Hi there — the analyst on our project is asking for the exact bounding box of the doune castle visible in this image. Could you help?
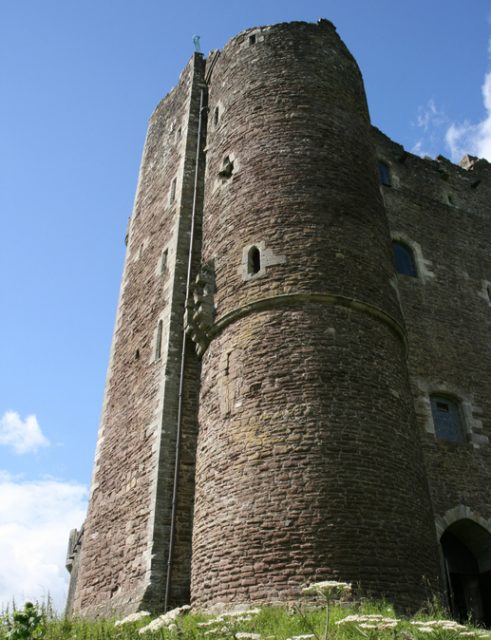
[66,19,491,624]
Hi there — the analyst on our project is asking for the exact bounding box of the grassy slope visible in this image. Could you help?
[4,600,490,640]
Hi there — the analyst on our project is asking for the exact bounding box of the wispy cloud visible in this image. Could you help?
[412,36,491,163]
[416,99,448,132]
[445,70,491,162]
[0,411,50,454]
[411,99,450,158]
[0,472,87,611]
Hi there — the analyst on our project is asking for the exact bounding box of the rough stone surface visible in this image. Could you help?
[69,54,206,617]
[67,19,491,619]
[374,128,491,528]
[193,21,439,611]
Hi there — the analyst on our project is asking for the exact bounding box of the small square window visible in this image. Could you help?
[392,241,417,277]
[378,160,391,187]
[430,395,465,443]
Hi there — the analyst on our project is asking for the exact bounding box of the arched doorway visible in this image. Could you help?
[441,519,491,626]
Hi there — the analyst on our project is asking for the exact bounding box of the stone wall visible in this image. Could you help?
[70,19,491,619]
[191,21,440,612]
[374,129,491,540]
[69,53,206,617]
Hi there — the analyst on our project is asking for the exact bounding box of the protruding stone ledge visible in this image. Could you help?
[202,291,406,354]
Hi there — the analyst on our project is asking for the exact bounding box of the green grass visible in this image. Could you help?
[1,600,490,640]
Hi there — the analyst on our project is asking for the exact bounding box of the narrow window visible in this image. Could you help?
[214,106,219,127]
[392,241,417,277]
[170,178,177,204]
[487,284,491,303]
[378,160,391,187]
[218,156,234,179]
[430,395,465,443]
[249,34,256,45]
[248,246,261,275]
[160,249,168,274]
[155,320,163,361]
[447,193,455,206]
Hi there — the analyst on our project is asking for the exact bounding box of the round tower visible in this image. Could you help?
[191,20,440,610]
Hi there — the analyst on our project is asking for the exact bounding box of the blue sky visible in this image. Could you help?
[1,0,490,611]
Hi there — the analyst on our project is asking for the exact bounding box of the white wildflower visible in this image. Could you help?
[168,623,178,634]
[138,605,191,634]
[337,615,366,625]
[204,627,229,636]
[287,636,315,640]
[302,580,352,598]
[417,627,436,633]
[235,633,261,640]
[222,609,261,618]
[411,620,467,633]
[198,620,222,628]
[412,620,466,630]
[235,617,254,622]
[115,611,150,626]
[336,614,398,627]
[358,623,378,629]
[380,622,398,629]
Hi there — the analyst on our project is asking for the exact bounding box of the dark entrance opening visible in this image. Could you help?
[441,519,491,627]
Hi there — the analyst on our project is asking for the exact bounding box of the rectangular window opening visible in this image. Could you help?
[160,249,168,274]
[170,178,177,204]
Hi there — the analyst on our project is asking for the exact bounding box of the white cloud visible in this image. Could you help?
[416,99,448,132]
[411,139,431,158]
[445,72,491,162]
[411,99,450,158]
[0,472,87,611]
[412,34,491,163]
[0,411,50,454]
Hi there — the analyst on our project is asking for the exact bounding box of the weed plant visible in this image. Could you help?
[1,592,490,640]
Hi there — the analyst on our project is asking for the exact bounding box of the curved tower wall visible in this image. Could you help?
[192,21,440,609]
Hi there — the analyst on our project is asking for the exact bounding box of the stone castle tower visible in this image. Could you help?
[66,20,491,623]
